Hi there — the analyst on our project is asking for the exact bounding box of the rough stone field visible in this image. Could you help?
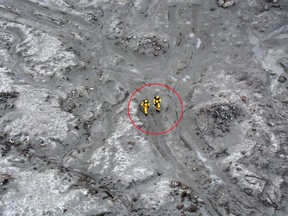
[0,0,288,215]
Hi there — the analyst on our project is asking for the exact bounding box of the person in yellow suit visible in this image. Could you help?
[153,96,161,112]
[141,99,150,116]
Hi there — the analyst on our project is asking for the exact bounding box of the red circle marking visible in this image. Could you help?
[127,83,184,135]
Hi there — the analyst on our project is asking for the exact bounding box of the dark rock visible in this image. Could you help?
[181,191,187,202]
[278,76,287,83]
[241,96,247,103]
[0,91,18,102]
[218,0,234,8]
[219,197,230,208]
[278,58,288,73]
[282,97,288,104]
[244,188,253,196]
[89,189,98,195]
[86,9,103,25]
[197,103,241,133]
[271,3,280,7]
[231,177,239,184]
[187,204,198,212]
[153,49,159,56]
[170,180,182,187]
[114,35,168,56]
[176,204,184,210]
[0,174,13,186]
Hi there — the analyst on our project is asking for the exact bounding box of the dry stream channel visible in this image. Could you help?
[0,0,288,215]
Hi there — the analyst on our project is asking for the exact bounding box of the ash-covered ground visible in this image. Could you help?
[0,0,288,215]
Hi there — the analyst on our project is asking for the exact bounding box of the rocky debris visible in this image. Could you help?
[114,35,169,56]
[153,49,159,56]
[171,180,182,188]
[1,142,37,164]
[267,0,280,6]
[0,91,18,102]
[278,58,288,73]
[86,9,104,26]
[267,121,275,127]
[217,0,234,8]
[170,180,193,198]
[170,180,201,214]
[207,104,240,124]
[282,97,288,104]
[241,96,247,103]
[209,104,240,124]
[234,68,268,93]
[176,204,184,210]
[194,196,205,205]
[0,133,24,157]
[197,103,241,133]
[0,92,18,114]
[264,5,270,11]
[278,76,287,83]
[181,190,190,202]
[0,134,11,157]
[213,147,229,158]
[0,173,13,186]
[244,187,253,196]
[0,0,288,215]
[187,204,198,212]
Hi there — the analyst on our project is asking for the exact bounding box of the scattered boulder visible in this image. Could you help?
[241,96,247,103]
[0,174,13,186]
[86,9,103,26]
[244,188,253,196]
[0,91,18,102]
[197,103,241,133]
[218,0,234,8]
[187,204,198,212]
[278,76,287,83]
[176,204,184,210]
[114,35,169,56]
[263,0,279,5]
[282,97,288,104]
[171,180,182,188]
[278,58,288,73]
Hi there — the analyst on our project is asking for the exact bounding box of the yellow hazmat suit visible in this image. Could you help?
[141,99,150,116]
[153,96,161,112]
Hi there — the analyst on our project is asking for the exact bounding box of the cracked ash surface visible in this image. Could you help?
[0,0,288,215]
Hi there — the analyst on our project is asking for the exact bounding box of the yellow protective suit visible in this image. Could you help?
[141,99,150,116]
[153,96,161,112]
